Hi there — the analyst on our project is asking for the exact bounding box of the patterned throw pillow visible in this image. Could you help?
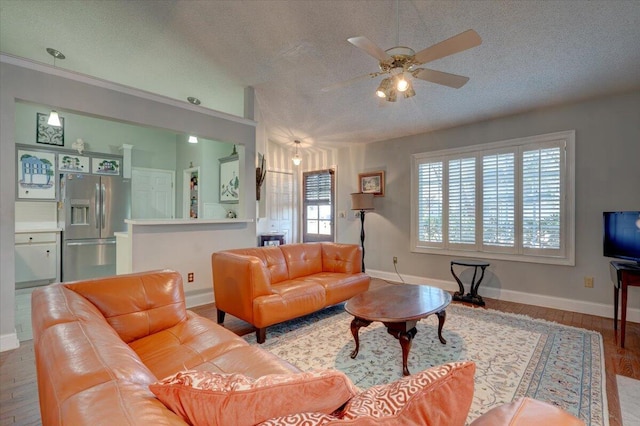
[149,369,358,426]
[257,362,476,426]
[339,361,475,424]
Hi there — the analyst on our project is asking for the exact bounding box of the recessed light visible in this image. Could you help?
[187,97,201,105]
[46,48,65,60]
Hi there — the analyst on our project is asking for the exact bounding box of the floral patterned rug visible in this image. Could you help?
[244,302,607,425]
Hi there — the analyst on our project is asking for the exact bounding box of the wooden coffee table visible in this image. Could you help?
[344,284,452,376]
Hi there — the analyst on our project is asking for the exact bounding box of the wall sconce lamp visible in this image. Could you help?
[350,192,375,272]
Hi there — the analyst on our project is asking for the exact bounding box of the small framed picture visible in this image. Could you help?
[36,112,65,146]
[358,171,385,197]
[59,154,89,173]
[92,157,121,175]
[219,155,240,204]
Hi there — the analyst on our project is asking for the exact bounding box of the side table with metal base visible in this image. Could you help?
[451,259,490,306]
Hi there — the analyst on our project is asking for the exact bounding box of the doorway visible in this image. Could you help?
[131,168,175,219]
[302,169,335,243]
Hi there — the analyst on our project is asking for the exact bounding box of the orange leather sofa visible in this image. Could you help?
[212,242,370,343]
[32,270,299,425]
[31,269,583,425]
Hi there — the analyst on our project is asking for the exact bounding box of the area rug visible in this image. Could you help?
[244,303,608,425]
[617,375,640,426]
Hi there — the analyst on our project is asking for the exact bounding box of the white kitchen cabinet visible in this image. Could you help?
[15,231,60,284]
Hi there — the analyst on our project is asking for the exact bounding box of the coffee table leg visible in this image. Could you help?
[399,328,418,376]
[350,317,372,359]
[436,310,447,344]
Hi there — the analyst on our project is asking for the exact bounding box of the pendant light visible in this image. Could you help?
[292,140,301,166]
[46,48,65,127]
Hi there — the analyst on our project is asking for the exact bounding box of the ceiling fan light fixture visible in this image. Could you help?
[396,72,411,92]
[47,110,61,127]
[403,83,416,99]
[375,78,392,98]
[386,89,397,102]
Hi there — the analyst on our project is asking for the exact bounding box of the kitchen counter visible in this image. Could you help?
[125,218,253,226]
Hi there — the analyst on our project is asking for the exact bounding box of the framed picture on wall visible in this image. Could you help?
[58,154,89,173]
[16,147,57,200]
[92,157,121,175]
[358,170,385,197]
[36,112,65,146]
[219,155,240,204]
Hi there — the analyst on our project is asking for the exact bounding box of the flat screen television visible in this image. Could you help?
[603,211,640,264]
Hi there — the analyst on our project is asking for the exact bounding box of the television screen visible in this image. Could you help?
[603,211,640,263]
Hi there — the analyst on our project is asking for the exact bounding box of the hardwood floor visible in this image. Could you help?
[1,278,638,426]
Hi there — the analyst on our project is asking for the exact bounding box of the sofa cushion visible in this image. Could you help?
[149,369,358,426]
[321,243,362,274]
[226,246,290,284]
[281,243,323,279]
[65,270,187,343]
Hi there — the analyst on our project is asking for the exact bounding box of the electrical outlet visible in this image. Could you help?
[584,276,594,288]
[188,272,194,283]
[393,256,398,265]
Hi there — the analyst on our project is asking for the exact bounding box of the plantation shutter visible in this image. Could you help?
[304,172,331,202]
[522,146,562,250]
[482,152,515,249]
[417,161,443,244]
[448,157,476,245]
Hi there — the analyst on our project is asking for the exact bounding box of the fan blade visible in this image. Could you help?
[413,29,481,65]
[347,36,392,62]
[320,72,383,92]
[413,68,470,89]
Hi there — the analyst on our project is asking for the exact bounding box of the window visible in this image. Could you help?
[411,131,575,265]
[303,169,335,242]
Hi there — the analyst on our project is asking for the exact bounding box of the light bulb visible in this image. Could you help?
[292,155,301,166]
[47,111,61,127]
[396,77,409,92]
[376,89,386,98]
[188,135,198,143]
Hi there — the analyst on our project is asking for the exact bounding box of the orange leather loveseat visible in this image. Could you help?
[212,242,370,343]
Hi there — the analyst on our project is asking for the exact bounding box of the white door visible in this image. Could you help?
[131,168,175,219]
[267,170,295,243]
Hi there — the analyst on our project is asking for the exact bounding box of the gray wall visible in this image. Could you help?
[0,60,256,348]
[336,90,640,311]
[15,102,179,170]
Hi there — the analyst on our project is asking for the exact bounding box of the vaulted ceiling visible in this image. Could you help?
[1,1,639,149]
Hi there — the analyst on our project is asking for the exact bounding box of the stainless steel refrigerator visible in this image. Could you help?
[59,173,130,281]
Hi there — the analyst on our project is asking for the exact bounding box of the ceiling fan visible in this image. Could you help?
[326,29,482,102]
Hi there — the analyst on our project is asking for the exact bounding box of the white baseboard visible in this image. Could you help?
[367,269,640,324]
[0,331,20,353]
[185,289,214,309]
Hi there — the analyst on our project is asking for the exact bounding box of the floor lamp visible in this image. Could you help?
[351,192,375,272]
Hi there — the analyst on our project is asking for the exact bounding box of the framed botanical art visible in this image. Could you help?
[36,112,65,146]
[358,170,385,197]
[219,155,240,204]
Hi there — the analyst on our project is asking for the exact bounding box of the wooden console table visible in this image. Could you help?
[610,261,640,348]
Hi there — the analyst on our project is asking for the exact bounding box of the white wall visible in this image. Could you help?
[335,90,640,317]
[0,59,256,351]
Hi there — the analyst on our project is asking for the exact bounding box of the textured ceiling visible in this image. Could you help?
[1,0,639,149]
